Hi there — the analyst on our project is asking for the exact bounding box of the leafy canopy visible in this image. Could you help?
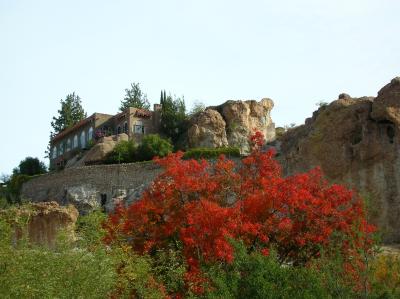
[105,140,136,164]
[13,157,47,176]
[120,82,150,111]
[136,134,173,161]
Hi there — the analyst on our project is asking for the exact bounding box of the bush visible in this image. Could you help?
[183,147,240,159]
[0,207,165,298]
[5,174,31,204]
[0,211,116,298]
[103,131,375,296]
[205,240,331,299]
[104,139,136,164]
[136,134,173,161]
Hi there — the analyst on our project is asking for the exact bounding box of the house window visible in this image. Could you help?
[52,147,57,159]
[133,120,144,134]
[80,131,86,148]
[59,143,64,156]
[66,138,71,152]
[88,127,94,140]
[73,135,78,148]
[124,122,128,134]
[117,126,121,134]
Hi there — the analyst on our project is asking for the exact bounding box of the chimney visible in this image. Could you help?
[153,103,162,112]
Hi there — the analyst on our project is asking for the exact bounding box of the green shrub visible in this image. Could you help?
[0,217,115,298]
[152,246,187,295]
[204,240,331,299]
[5,174,31,204]
[0,207,165,299]
[183,147,240,159]
[105,139,136,164]
[136,134,173,161]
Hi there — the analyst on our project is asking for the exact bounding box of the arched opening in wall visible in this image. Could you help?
[59,142,64,156]
[88,127,94,140]
[80,131,86,148]
[117,126,121,134]
[100,194,107,212]
[73,135,78,148]
[124,122,128,134]
[66,138,71,152]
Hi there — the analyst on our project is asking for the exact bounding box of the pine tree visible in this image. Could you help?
[50,92,87,135]
[46,92,87,158]
[120,82,150,111]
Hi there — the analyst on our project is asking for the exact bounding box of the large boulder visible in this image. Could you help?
[188,109,228,148]
[371,77,400,123]
[79,133,129,165]
[277,77,400,243]
[188,98,275,153]
[221,98,275,153]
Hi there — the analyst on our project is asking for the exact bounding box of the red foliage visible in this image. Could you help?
[103,131,375,295]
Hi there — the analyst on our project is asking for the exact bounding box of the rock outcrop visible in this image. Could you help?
[188,109,228,148]
[66,133,129,167]
[188,98,275,153]
[277,77,400,243]
[65,184,100,214]
[2,202,78,247]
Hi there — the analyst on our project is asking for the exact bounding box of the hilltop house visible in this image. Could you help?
[50,104,162,168]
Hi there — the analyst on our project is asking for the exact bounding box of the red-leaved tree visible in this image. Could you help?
[103,131,375,295]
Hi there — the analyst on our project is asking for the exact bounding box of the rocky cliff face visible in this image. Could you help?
[277,77,400,243]
[188,98,275,153]
[2,202,78,247]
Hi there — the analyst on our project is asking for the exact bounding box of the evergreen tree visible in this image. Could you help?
[120,82,150,111]
[50,92,87,135]
[46,92,86,158]
[159,90,187,145]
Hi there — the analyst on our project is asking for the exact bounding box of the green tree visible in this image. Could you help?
[47,93,87,158]
[13,157,47,176]
[189,100,206,116]
[105,140,136,164]
[136,134,173,161]
[51,92,87,135]
[159,90,187,145]
[120,82,150,111]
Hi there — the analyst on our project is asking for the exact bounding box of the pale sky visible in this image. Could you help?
[0,0,399,175]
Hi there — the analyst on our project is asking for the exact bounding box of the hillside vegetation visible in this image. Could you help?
[1,132,400,298]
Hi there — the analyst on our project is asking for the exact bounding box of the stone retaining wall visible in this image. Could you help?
[21,162,162,214]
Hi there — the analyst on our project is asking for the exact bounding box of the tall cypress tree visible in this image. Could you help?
[159,90,187,145]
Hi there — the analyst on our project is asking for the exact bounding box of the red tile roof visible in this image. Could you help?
[51,115,94,144]
[135,109,152,117]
